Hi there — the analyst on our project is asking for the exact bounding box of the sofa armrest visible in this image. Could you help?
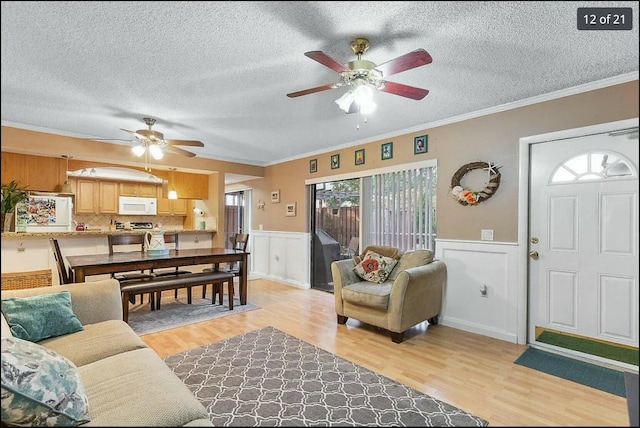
[0,279,123,325]
[331,259,361,315]
[387,260,446,332]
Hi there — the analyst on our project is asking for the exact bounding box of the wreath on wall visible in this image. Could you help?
[450,161,501,206]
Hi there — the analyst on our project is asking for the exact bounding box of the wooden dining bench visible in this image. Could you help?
[119,271,235,323]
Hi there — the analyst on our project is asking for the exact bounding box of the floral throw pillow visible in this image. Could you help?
[353,251,398,284]
[1,336,91,426]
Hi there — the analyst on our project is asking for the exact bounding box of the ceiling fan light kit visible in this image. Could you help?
[288,37,432,116]
[168,167,178,200]
[121,117,205,162]
[335,82,377,114]
[60,154,74,194]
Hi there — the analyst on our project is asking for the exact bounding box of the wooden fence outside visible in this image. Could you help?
[315,206,360,249]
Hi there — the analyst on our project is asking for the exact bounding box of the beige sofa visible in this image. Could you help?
[332,247,446,343]
[1,279,213,427]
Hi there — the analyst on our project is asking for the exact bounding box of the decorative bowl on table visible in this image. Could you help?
[146,248,170,257]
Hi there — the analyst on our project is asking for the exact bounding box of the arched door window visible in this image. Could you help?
[550,151,636,184]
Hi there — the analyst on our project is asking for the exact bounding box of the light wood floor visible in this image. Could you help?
[141,279,630,427]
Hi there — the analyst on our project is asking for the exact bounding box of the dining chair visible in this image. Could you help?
[341,236,360,259]
[107,233,156,305]
[202,233,249,301]
[49,238,74,284]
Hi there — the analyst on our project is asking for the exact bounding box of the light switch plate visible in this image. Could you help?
[481,229,494,241]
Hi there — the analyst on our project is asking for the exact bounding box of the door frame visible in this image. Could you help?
[517,117,639,346]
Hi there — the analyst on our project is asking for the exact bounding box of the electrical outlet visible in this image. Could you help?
[481,229,494,241]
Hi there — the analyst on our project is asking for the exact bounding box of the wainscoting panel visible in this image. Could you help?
[435,239,519,343]
[250,231,310,289]
[251,233,271,277]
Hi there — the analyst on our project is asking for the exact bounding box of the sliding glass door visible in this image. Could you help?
[308,161,437,292]
[310,179,360,292]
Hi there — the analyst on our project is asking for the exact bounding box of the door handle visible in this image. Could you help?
[529,251,539,260]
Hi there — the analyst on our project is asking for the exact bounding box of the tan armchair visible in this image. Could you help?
[331,246,446,343]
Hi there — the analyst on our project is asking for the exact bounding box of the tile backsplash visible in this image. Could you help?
[73,214,185,230]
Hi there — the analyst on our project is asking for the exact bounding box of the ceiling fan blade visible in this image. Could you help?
[378,81,429,100]
[376,49,433,77]
[287,82,344,98]
[91,138,137,142]
[165,139,204,147]
[162,145,197,157]
[120,128,145,140]
[304,51,350,73]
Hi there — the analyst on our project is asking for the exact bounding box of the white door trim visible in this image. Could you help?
[517,117,639,345]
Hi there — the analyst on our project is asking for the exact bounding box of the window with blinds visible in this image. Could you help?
[362,165,437,252]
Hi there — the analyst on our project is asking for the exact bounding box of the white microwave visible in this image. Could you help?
[118,196,157,216]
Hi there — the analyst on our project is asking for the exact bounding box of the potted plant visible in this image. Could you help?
[1,180,29,232]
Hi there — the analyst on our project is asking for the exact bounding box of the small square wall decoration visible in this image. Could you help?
[355,149,365,165]
[331,154,340,169]
[414,135,428,154]
[381,142,393,160]
[286,202,296,217]
[309,159,318,173]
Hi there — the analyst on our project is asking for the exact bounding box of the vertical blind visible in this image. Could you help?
[363,166,437,252]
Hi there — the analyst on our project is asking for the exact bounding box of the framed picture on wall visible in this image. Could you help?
[381,142,393,160]
[309,159,318,173]
[331,154,340,169]
[270,190,280,203]
[355,149,365,165]
[286,202,296,217]
[414,135,428,154]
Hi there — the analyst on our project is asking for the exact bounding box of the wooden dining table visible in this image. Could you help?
[66,248,250,305]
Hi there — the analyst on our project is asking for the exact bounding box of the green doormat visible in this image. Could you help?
[537,331,639,366]
[515,347,626,397]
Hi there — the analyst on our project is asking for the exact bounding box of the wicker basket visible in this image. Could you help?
[1,269,53,290]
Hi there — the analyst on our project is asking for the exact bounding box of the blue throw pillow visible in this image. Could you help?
[1,336,91,426]
[1,291,83,342]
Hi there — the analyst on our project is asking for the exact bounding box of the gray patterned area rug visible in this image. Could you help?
[164,326,488,426]
[128,296,261,336]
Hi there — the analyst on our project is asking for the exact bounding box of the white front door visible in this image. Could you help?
[528,127,639,355]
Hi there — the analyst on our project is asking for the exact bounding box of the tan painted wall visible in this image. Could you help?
[253,81,639,241]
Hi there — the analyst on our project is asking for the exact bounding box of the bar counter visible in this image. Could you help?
[1,229,217,239]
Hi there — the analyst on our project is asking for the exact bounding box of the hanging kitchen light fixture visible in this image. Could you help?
[60,155,74,194]
[168,167,178,200]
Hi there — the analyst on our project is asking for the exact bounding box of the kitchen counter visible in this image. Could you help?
[2,228,217,285]
[1,229,217,239]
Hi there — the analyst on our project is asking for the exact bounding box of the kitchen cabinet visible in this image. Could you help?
[172,198,188,215]
[1,152,62,192]
[74,179,119,214]
[2,152,209,199]
[157,170,208,200]
[119,182,158,197]
[99,182,119,214]
[74,180,97,214]
[157,187,188,216]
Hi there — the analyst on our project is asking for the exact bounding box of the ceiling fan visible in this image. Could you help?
[286,37,432,113]
[120,117,204,159]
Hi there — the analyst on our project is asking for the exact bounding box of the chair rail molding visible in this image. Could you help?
[435,238,519,344]
[250,230,310,289]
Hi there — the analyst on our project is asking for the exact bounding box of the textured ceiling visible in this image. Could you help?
[1,1,638,167]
